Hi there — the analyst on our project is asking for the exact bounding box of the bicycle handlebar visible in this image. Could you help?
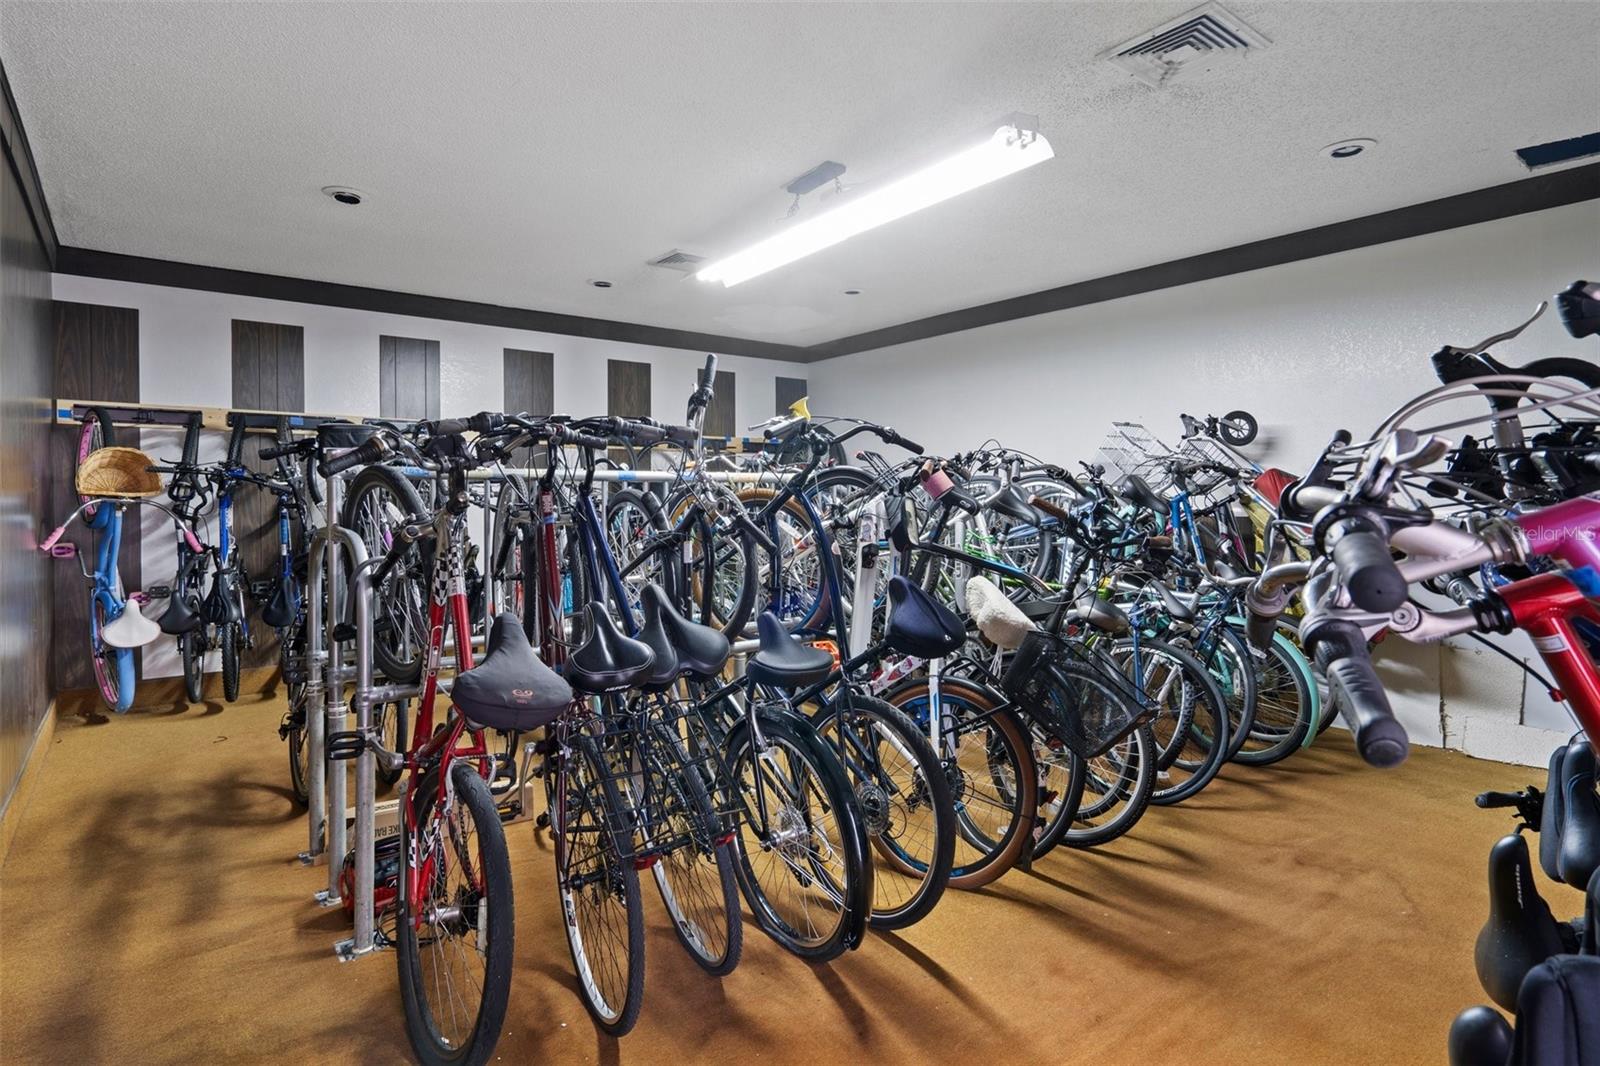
[320,435,391,477]
[1302,615,1409,768]
[1323,516,1407,613]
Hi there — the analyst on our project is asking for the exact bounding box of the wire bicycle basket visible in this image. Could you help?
[999,629,1154,759]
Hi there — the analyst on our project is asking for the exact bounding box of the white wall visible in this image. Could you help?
[809,200,1600,765]
[50,273,808,679]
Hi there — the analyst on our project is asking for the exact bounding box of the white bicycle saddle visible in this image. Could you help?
[965,576,1037,651]
[102,601,162,649]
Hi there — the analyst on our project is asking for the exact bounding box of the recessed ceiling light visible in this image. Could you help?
[590,279,613,289]
[1322,138,1376,160]
[321,185,365,205]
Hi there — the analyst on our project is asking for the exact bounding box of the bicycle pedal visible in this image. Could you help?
[326,730,366,761]
[535,811,551,830]
[145,584,172,599]
[331,622,357,643]
[497,801,523,823]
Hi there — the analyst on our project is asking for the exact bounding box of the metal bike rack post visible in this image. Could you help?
[337,559,381,960]
[301,530,330,865]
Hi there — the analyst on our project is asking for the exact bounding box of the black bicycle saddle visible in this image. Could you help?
[260,577,296,629]
[1146,578,1200,623]
[1557,280,1600,339]
[450,613,572,731]
[201,571,244,626]
[566,602,656,694]
[746,611,834,690]
[1541,736,1600,889]
[1476,832,1571,1011]
[1116,474,1169,516]
[986,483,1044,526]
[885,575,966,658]
[637,583,730,686]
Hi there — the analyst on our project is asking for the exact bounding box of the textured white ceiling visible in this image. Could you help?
[4,1,1597,349]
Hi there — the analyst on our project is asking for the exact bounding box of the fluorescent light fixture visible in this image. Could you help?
[696,115,1053,287]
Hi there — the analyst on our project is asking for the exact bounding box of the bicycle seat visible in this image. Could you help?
[746,611,834,690]
[1070,592,1130,636]
[1116,474,1169,516]
[637,583,730,685]
[450,613,571,731]
[1541,736,1600,888]
[566,602,656,694]
[966,575,1037,651]
[1475,832,1570,1011]
[986,483,1043,526]
[885,575,966,658]
[102,602,162,649]
[1147,579,1200,623]
[260,577,297,629]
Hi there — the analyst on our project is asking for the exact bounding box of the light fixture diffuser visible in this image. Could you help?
[697,116,1053,287]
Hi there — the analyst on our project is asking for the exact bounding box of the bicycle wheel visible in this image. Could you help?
[488,475,530,620]
[76,406,117,521]
[1206,627,1258,763]
[605,488,680,619]
[552,734,645,1036]
[1117,637,1230,806]
[724,712,867,960]
[220,622,241,701]
[90,595,135,713]
[342,466,432,684]
[739,487,829,634]
[647,719,742,975]
[1058,723,1157,849]
[179,629,205,704]
[286,680,311,808]
[1233,635,1315,766]
[882,676,1036,889]
[812,693,955,930]
[396,761,513,1066]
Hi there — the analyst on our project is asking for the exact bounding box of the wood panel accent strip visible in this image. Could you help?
[379,335,441,420]
[775,376,808,416]
[607,359,651,418]
[705,369,736,437]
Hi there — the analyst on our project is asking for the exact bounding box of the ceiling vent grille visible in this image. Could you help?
[647,249,708,273]
[1101,2,1270,88]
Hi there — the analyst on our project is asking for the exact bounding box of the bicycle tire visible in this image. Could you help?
[553,733,646,1036]
[647,719,742,975]
[723,711,868,961]
[341,465,432,684]
[286,682,310,808]
[180,629,205,704]
[811,693,955,930]
[604,488,688,620]
[737,486,830,635]
[1208,627,1259,763]
[1233,634,1315,766]
[880,675,1037,890]
[396,761,514,1066]
[488,475,530,620]
[77,406,117,520]
[1122,637,1230,806]
[220,622,241,701]
[1058,723,1158,850]
[1220,410,1258,446]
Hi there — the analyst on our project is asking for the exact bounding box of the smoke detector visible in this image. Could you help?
[647,249,709,274]
[1100,2,1271,88]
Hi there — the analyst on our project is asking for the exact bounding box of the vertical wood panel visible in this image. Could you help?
[232,321,306,669]
[775,376,808,416]
[50,302,141,695]
[379,335,439,420]
[705,369,736,438]
[607,359,651,417]
[503,349,554,468]
[1,154,56,804]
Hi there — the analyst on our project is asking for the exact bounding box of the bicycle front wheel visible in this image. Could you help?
[396,761,513,1066]
[553,734,645,1036]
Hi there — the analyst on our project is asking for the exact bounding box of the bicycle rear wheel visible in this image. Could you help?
[342,466,431,684]
[882,676,1036,889]
[396,761,513,1066]
[1119,638,1230,806]
[1058,723,1157,849]
[1233,636,1315,766]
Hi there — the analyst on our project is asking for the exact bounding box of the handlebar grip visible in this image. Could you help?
[1305,617,1408,768]
[183,527,204,554]
[260,445,291,460]
[39,525,66,552]
[698,354,718,390]
[1326,519,1405,613]
[884,429,924,455]
[1243,599,1281,654]
[1475,790,1522,809]
[319,436,389,477]
[467,411,504,434]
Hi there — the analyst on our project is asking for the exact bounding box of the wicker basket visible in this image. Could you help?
[75,447,162,499]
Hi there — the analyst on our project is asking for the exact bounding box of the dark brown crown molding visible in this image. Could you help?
[0,58,59,265]
[53,247,815,363]
[807,161,1600,360]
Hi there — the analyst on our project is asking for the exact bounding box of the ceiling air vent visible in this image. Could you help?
[647,249,708,274]
[1101,2,1270,88]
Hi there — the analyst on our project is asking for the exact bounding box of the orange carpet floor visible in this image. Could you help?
[1,695,1585,1065]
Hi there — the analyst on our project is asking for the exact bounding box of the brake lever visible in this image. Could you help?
[1462,301,1548,356]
